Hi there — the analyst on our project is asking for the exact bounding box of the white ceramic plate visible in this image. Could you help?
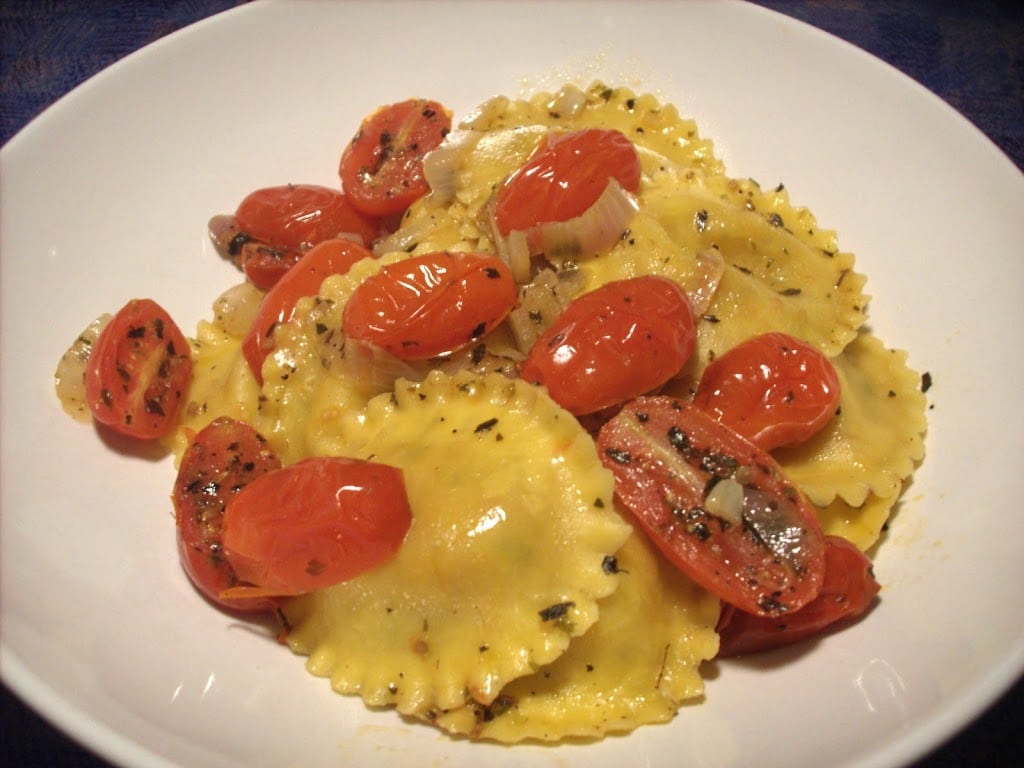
[3,2,1022,767]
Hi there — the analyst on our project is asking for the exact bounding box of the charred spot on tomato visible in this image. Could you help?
[469,321,487,339]
[152,317,165,339]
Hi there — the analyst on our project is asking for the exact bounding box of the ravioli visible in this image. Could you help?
[428,524,720,742]
[281,370,632,716]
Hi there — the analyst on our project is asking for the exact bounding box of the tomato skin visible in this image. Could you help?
[494,128,641,235]
[242,238,373,384]
[342,251,517,361]
[229,184,379,290]
[597,396,826,616]
[172,417,282,612]
[84,298,192,439]
[520,276,696,416]
[716,535,880,656]
[235,184,379,252]
[221,456,412,598]
[693,332,841,451]
[338,99,452,217]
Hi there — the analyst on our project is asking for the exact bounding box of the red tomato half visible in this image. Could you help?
[235,184,379,252]
[716,535,880,656]
[520,276,696,415]
[242,238,373,384]
[342,251,517,360]
[494,128,641,235]
[597,396,826,616]
[221,456,412,598]
[338,99,452,217]
[172,417,282,612]
[84,298,192,439]
[693,332,841,451]
[231,184,379,289]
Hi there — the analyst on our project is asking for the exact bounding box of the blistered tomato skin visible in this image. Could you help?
[84,298,193,440]
[221,456,413,598]
[520,276,696,415]
[597,397,826,616]
[494,128,641,234]
[693,332,841,450]
[342,251,517,361]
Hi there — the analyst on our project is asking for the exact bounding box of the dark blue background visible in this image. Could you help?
[2,2,1022,766]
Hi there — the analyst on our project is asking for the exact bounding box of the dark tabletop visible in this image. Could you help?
[2,1,1022,766]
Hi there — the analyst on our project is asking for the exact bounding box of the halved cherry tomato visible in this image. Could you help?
[693,332,841,451]
[228,184,379,289]
[84,298,192,439]
[220,456,412,599]
[235,184,379,252]
[520,276,696,415]
[172,417,282,612]
[597,396,826,616]
[242,238,373,384]
[716,535,880,656]
[342,251,516,361]
[338,99,452,217]
[494,128,641,236]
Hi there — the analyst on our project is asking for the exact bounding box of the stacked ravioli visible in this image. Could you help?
[174,82,927,741]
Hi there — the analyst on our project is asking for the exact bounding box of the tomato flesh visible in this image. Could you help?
[172,417,282,612]
[338,98,452,217]
[342,251,517,360]
[597,396,826,616]
[494,128,641,235]
[221,456,412,598]
[520,276,695,415]
[693,332,841,451]
[716,535,880,656]
[84,298,192,439]
[242,238,373,383]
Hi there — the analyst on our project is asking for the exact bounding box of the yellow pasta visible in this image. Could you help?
[281,370,632,716]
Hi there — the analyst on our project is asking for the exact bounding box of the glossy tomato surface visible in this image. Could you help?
[716,535,880,656]
[84,298,192,439]
[242,238,373,383]
[338,98,452,217]
[494,128,641,235]
[221,456,412,598]
[693,331,841,450]
[342,251,516,360]
[597,396,826,616]
[520,276,695,415]
[172,417,282,612]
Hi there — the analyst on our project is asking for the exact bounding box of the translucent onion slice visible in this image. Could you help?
[685,248,726,316]
[54,313,112,422]
[421,129,484,207]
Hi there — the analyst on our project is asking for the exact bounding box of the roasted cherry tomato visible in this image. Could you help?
[235,183,379,252]
[693,332,841,451]
[220,456,412,599]
[342,251,516,361]
[84,298,192,439]
[227,184,378,289]
[520,276,696,415]
[172,417,282,612]
[716,535,880,656]
[242,238,373,384]
[338,98,452,217]
[494,128,641,236]
[597,396,826,616]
